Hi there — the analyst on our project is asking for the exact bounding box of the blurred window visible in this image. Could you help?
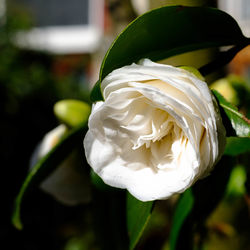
[16,0,89,27]
[219,0,250,36]
[9,0,104,54]
[242,0,250,21]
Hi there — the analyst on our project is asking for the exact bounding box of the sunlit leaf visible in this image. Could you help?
[169,189,194,250]
[179,66,205,81]
[213,90,250,137]
[91,6,246,101]
[127,193,154,250]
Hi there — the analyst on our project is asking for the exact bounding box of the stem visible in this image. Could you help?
[199,38,250,76]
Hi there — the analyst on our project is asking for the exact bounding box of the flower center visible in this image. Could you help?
[103,89,191,171]
[125,105,187,170]
[149,128,187,170]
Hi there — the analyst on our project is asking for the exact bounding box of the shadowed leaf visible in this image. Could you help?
[127,193,154,250]
[91,6,246,101]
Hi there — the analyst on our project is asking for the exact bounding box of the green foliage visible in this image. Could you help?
[10,4,250,250]
[127,193,154,250]
[167,88,250,250]
[170,156,236,250]
[90,80,103,102]
[12,122,88,230]
[210,74,250,108]
[91,5,246,102]
[169,189,194,250]
[213,90,250,137]
[90,170,115,192]
[226,165,247,197]
[179,66,205,80]
[224,137,250,156]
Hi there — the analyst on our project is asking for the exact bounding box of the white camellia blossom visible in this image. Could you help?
[31,125,91,205]
[84,59,226,202]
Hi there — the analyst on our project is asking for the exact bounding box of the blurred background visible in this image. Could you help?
[1,0,249,249]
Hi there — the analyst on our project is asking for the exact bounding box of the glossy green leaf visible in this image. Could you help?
[54,99,91,128]
[169,155,235,250]
[126,193,154,250]
[90,80,103,102]
[91,6,246,101]
[224,137,250,156]
[192,155,235,221]
[213,90,250,137]
[12,123,88,230]
[199,41,249,76]
[169,189,194,250]
[90,170,115,192]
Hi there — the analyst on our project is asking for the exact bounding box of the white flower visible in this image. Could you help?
[84,59,226,202]
[31,125,91,205]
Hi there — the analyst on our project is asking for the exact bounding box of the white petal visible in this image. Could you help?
[84,59,226,201]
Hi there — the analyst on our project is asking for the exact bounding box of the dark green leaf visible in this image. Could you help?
[90,80,103,102]
[169,189,194,250]
[92,6,246,101]
[170,155,235,250]
[192,156,235,221]
[213,90,250,137]
[12,123,88,230]
[90,170,115,192]
[199,41,250,75]
[126,192,154,250]
[224,137,250,156]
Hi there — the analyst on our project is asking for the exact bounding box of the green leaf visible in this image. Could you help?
[213,90,250,137]
[169,189,194,250]
[90,170,115,192]
[90,80,103,102]
[126,193,154,250]
[91,6,246,101]
[92,190,129,250]
[199,41,250,75]
[54,99,91,128]
[224,137,250,156]
[12,123,88,230]
[169,155,235,250]
[192,156,235,221]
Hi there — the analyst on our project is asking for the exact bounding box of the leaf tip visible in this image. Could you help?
[12,209,23,230]
[90,80,104,102]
